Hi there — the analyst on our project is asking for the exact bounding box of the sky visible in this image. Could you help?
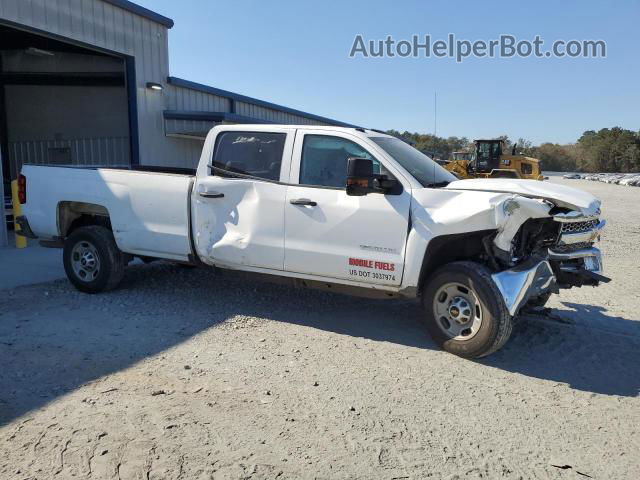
[136,0,639,145]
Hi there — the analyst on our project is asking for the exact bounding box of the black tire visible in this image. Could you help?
[63,226,125,294]
[422,261,512,358]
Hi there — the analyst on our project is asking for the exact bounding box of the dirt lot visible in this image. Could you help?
[1,177,639,479]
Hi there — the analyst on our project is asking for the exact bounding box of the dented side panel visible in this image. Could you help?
[192,177,287,270]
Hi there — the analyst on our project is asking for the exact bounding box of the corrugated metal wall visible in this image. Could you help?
[166,85,231,113]
[9,137,130,174]
[0,0,342,170]
[0,0,173,165]
[235,102,322,125]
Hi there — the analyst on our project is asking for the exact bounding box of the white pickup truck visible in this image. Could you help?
[16,125,608,358]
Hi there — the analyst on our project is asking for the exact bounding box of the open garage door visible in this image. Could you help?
[0,23,135,189]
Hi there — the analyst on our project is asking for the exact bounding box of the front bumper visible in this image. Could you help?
[548,246,610,287]
[490,209,609,316]
[548,246,603,273]
[547,211,610,288]
[491,259,557,316]
[491,247,610,317]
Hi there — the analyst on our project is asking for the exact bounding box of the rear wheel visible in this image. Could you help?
[63,226,125,293]
[422,261,513,358]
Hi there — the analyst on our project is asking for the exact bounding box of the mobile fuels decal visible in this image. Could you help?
[348,257,397,282]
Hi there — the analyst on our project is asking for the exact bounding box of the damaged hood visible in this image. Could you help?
[444,179,600,216]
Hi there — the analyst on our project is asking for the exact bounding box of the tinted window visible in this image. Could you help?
[521,163,533,174]
[370,137,456,187]
[212,132,286,181]
[476,142,491,170]
[299,135,381,188]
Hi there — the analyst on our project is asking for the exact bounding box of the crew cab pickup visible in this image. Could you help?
[17,125,609,358]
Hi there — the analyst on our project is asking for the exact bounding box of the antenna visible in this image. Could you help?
[431,91,437,184]
[434,91,437,138]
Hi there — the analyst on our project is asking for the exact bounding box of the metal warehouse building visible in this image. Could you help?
[0,0,355,188]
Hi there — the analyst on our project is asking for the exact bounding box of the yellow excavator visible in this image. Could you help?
[444,139,544,180]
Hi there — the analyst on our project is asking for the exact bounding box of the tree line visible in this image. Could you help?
[388,127,640,173]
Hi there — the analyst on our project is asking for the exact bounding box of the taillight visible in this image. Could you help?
[18,174,26,204]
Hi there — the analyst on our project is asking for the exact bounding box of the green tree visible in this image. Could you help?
[386,130,471,160]
[386,127,640,173]
[576,127,640,172]
[532,143,577,172]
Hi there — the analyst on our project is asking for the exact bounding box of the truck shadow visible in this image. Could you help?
[481,302,640,397]
[1,265,638,426]
[0,263,432,426]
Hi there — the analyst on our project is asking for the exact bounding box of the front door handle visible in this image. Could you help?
[290,198,317,207]
[199,190,224,198]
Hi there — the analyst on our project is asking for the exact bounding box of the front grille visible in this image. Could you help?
[560,219,599,234]
[551,242,593,253]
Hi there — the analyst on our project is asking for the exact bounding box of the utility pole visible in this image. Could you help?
[0,148,8,248]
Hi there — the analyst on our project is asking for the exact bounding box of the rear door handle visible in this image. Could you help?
[290,198,317,207]
[199,190,224,198]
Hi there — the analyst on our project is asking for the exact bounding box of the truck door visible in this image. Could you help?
[192,128,295,270]
[284,131,411,286]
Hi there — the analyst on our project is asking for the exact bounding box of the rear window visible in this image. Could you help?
[212,132,286,181]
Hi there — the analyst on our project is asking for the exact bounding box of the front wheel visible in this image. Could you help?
[422,261,513,358]
[63,226,125,294]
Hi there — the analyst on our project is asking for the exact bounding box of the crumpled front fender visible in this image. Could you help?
[493,195,552,254]
[491,259,557,316]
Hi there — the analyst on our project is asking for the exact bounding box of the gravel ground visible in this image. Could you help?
[0,177,639,479]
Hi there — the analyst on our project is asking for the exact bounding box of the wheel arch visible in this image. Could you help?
[57,201,112,238]
[417,229,496,295]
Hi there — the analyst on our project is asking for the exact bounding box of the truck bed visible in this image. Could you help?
[128,165,196,176]
[21,164,195,261]
[25,164,197,176]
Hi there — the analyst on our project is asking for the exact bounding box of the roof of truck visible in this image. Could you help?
[211,124,394,137]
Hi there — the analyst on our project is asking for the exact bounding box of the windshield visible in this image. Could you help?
[370,137,457,187]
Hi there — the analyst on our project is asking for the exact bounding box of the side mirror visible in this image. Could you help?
[346,157,398,196]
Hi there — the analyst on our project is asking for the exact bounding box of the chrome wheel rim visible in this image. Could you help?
[432,282,483,340]
[71,241,101,282]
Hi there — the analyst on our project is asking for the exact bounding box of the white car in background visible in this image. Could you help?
[619,175,640,186]
[583,173,640,186]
